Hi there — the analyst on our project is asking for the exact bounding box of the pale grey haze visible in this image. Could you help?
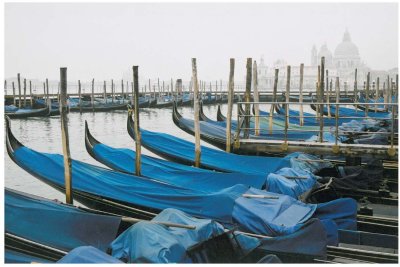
[4,2,398,83]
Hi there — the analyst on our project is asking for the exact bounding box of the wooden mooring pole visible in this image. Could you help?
[354,69,358,110]
[326,70,331,118]
[103,81,106,103]
[17,74,21,108]
[253,60,260,136]
[121,79,124,99]
[365,72,370,117]
[269,69,279,134]
[192,58,201,167]
[244,58,252,139]
[78,80,82,114]
[91,79,94,111]
[59,67,73,204]
[319,57,325,143]
[299,64,304,126]
[284,65,291,143]
[375,78,380,112]
[46,78,49,106]
[132,66,141,176]
[12,82,16,106]
[29,80,33,107]
[226,58,235,153]
[23,79,27,107]
[111,79,115,103]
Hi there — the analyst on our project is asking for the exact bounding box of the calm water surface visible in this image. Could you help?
[5,103,317,203]
[4,104,233,202]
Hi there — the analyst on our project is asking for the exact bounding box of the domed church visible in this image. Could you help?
[257,29,396,91]
[311,29,369,80]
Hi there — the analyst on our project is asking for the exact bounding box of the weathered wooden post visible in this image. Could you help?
[42,82,45,100]
[344,81,348,96]
[269,69,279,133]
[12,82,16,106]
[319,57,325,143]
[46,78,49,106]
[365,72,370,117]
[354,69,358,110]
[91,79,94,111]
[111,79,115,103]
[375,78,379,112]
[192,58,201,167]
[326,70,331,117]
[284,65,291,143]
[315,66,320,117]
[23,79,27,107]
[253,61,260,136]
[103,81,107,103]
[57,82,61,103]
[244,58,252,139]
[59,67,73,204]
[334,77,340,148]
[78,80,82,114]
[170,78,174,97]
[17,73,21,108]
[29,80,33,107]
[226,59,235,153]
[126,81,129,99]
[132,66,141,176]
[396,74,399,104]
[121,79,124,100]
[388,77,393,109]
[299,64,304,126]
[157,78,160,95]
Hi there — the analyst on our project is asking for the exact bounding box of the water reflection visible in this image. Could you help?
[5,104,227,202]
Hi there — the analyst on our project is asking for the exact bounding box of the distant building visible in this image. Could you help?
[258,29,396,92]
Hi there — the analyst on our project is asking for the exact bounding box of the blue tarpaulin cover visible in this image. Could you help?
[11,144,356,241]
[5,188,121,252]
[269,105,354,126]
[90,142,321,197]
[136,127,332,175]
[57,246,123,263]
[5,249,53,264]
[177,115,316,141]
[265,167,317,199]
[258,218,328,258]
[110,208,255,263]
[92,143,267,191]
[325,104,390,119]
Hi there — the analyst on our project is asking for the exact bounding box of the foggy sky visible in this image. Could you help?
[4,2,398,82]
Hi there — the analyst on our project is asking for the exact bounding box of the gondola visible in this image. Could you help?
[274,104,357,126]
[148,98,157,107]
[6,116,358,244]
[309,103,391,119]
[86,121,317,199]
[87,121,396,206]
[212,104,320,132]
[129,112,337,175]
[69,102,128,112]
[5,188,125,263]
[173,103,329,150]
[290,95,354,103]
[217,105,387,145]
[7,188,272,263]
[217,105,227,121]
[5,106,50,119]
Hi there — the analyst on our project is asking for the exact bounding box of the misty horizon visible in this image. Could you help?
[5,2,398,83]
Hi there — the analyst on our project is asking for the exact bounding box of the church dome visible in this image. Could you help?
[334,29,359,57]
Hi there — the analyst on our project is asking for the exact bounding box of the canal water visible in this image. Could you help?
[4,104,226,201]
[5,103,319,203]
